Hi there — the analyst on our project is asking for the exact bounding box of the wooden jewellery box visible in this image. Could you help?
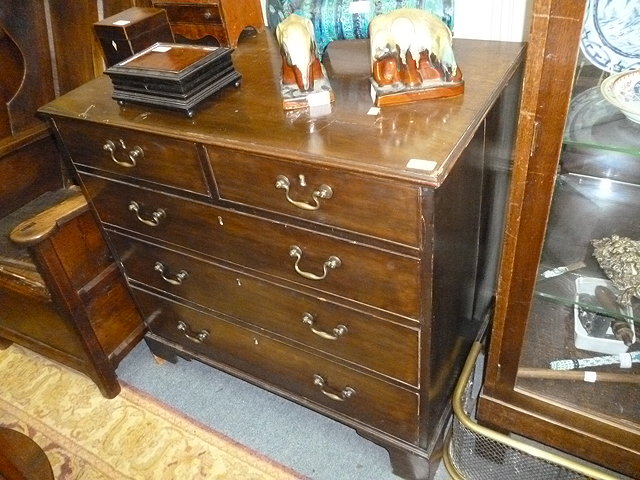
[94,7,175,67]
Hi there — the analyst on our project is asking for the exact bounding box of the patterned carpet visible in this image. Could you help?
[0,345,305,479]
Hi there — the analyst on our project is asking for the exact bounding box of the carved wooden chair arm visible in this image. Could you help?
[10,187,88,247]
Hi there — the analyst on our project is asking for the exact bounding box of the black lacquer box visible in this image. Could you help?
[105,42,242,116]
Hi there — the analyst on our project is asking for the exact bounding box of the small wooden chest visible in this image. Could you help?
[94,7,175,67]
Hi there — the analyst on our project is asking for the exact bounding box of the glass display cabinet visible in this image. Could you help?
[478,1,640,477]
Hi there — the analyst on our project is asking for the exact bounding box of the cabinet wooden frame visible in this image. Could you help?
[477,1,640,477]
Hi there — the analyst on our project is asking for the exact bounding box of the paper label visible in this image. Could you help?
[406,158,437,172]
[309,103,332,118]
[349,1,370,14]
[152,46,173,53]
[367,107,380,116]
[619,352,632,368]
[113,20,131,26]
[583,371,597,383]
[307,91,331,107]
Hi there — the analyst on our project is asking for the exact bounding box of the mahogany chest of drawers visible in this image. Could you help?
[40,33,524,480]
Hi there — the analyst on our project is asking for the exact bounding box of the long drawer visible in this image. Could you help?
[107,231,420,385]
[133,288,420,443]
[206,146,422,247]
[80,174,422,319]
[55,118,209,196]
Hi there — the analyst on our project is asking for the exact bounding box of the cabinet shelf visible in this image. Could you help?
[535,173,640,325]
[535,275,638,323]
[563,86,640,157]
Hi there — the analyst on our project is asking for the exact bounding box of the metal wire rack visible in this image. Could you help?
[442,342,625,480]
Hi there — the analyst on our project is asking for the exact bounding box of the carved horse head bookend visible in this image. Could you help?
[369,8,464,107]
[275,14,334,110]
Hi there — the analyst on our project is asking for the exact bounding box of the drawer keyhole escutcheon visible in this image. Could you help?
[302,312,347,340]
[128,201,166,227]
[154,262,189,285]
[103,139,144,167]
[289,245,341,280]
[177,320,209,343]
[312,374,356,402]
[275,175,333,210]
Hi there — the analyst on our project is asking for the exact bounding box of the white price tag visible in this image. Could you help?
[367,107,380,116]
[619,352,633,368]
[349,1,370,14]
[307,91,331,107]
[309,103,332,117]
[583,371,597,383]
[152,46,173,53]
[406,158,437,172]
[113,20,131,26]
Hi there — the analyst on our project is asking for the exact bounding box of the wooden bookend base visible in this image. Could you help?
[373,80,464,107]
[281,77,334,111]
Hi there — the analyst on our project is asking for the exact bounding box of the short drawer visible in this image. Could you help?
[206,146,422,247]
[55,118,209,195]
[135,289,420,443]
[81,174,422,319]
[159,5,222,25]
[108,231,420,385]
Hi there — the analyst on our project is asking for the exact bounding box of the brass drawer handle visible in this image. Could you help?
[312,374,356,402]
[103,139,143,167]
[128,201,166,227]
[289,245,341,281]
[275,175,333,211]
[154,262,189,285]
[177,320,209,344]
[302,313,347,340]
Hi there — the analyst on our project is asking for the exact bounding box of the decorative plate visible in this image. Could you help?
[580,0,640,73]
[565,86,640,144]
[600,69,640,124]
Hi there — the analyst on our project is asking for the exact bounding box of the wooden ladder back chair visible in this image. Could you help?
[0,0,146,398]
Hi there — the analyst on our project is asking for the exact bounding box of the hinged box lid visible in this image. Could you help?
[94,7,172,42]
[94,7,175,66]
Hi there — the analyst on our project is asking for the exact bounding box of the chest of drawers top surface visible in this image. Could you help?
[41,33,524,186]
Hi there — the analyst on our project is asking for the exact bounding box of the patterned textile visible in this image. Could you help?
[0,345,302,480]
[266,0,455,52]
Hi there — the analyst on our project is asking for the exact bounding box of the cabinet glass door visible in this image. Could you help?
[514,7,640,437]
